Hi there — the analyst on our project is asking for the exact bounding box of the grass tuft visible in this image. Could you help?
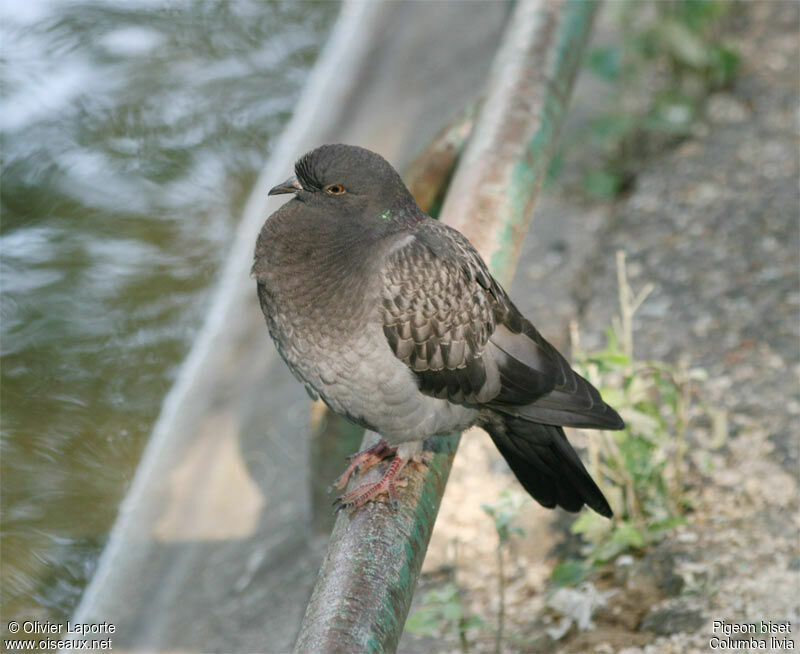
[553,250,725,583]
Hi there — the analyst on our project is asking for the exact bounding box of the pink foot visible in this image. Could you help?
[330,440,396,492]
[333,455,409,511]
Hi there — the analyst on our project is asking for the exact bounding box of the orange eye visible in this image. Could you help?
[325,184,345,195]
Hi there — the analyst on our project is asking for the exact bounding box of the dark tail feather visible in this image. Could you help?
[482,414,612,517]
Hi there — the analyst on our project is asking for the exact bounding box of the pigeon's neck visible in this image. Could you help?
[256,202,418,324]
[374,204,423,232]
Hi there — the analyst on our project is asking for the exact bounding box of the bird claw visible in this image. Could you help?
[331,440,396,491]
[331,454,408,512]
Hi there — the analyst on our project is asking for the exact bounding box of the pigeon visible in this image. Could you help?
[253,144,624,517]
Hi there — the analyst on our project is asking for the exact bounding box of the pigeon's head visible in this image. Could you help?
[269,144,418,227]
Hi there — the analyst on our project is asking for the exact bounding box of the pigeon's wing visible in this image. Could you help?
[381,221,623,430]
[380,221,554,405]
[381,226,493,404]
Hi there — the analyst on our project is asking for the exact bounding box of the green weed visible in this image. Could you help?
[553,251,725,584]
[405,582,486,651]
[569,0,739,198]
[481,490,528,654]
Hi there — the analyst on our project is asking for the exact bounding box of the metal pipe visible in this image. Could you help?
[295,2,600,651]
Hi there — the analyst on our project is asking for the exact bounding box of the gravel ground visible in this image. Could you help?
[401,3,799,652]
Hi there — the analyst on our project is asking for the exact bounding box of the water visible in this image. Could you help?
[0,0,338,627]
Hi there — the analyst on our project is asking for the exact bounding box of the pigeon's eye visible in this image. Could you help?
[325,184,346,195]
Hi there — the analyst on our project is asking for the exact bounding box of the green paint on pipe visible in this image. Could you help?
[362,435,459,652]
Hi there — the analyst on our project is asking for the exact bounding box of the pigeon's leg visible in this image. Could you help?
[330,439,396,492]
[333,454,409,511]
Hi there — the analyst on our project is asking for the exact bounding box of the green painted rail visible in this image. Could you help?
[295,1,600,651]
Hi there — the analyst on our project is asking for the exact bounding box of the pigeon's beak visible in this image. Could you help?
[268,175,303,196]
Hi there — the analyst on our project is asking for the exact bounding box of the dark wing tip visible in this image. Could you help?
[592,494,614,518]
[602,405,626,431]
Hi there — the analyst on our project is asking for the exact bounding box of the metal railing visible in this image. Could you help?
[296,1,600,651]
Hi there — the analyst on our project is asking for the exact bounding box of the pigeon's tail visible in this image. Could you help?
[480,413,613,517]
